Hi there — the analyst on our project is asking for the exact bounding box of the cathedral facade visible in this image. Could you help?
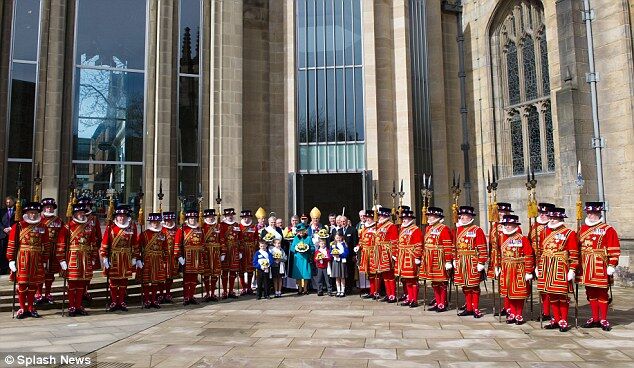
[1,0,633,274]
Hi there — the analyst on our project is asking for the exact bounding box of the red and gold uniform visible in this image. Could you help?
[357,217,378,298]
[577,202,620,330]
[77,197,103,302]
[174,213,206,304]
[530,203,555,319]
[394,213,423,306]
[419,207,454,311]
[56,207,99,315]
[7,203,50,318]
[373,209,398,302]
[159,212,181,303]
[454,207,488,317]
[138,217,169,307]
[202,211,221,301]
[239,212,259,295]
[100,207,138,311]
[37,200,64,303]
[536,208,579,330]
[219,208,242,298]
[497,216,534,324]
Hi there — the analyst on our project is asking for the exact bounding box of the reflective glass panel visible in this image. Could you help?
[540,35,550,96]
[527,106,542,172]
[4,162,32,202]
[178,76,199,163]
[545,105,555,171]
[73,68,144,162]
[180,0,201,75]
[75,0,147,70]
[523,37,537,100]
[506,42,520,105]
[12,0,41,61]
[510,114,524,175]
[8,63,37,159]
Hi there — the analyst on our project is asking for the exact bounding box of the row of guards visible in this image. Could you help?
[5,163,621,333]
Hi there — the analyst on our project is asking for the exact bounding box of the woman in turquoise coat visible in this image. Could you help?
[290,224,314,295]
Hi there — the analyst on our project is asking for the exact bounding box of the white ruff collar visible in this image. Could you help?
[401,220,414,228]
[428,218,444,226]
[186,222,199,229]
[365,221,375,227]
[204,218,216,225]
[162,222,175,229]
[23,215,41,225]
[148,224,162,232]
[224,219,236,225]
[457,218,474,227]
[241,219,252,227]
[43,211,56,218]
[537,217,549,225]
[73,216,88,224]
[115,220,131,229]
[502,227,518,235]
[585,217,604,227]
[548,221,565,229]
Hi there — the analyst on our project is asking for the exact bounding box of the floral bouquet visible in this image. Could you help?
[295,242,309,253]
[283,228,296,240]
[263,232,275,242]
[258,258,270,268]
[272,250,283,259]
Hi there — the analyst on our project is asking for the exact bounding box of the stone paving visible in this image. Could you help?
[1,284,634,368]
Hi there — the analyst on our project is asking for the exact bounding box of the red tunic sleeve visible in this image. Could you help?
[412,227,423,260]
[566,230,579,270]
[475,227,487,265]
[440,225,454,263]
[56,224,69,263]
[605,226,621,267]
[522,235,535,274]
[6,223,19,262]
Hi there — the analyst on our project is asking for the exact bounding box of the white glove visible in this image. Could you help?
[103,258,110,269]
[452,260,457,269]
[392,256,397,261]
[477,263,485,272]
[131,258,137,265]
[525,273,533,281]
[60,261,68,271]
[43,263,47,268]
[567,269,575,281]
[92,261,95,266]
[444,262,453,270]
[607,265,616,276]
[334,256,340,262]
[415,259,421,265]
[342,258,347,264]
[353,246,359,253]
[9,261,16,273]
[239,253,243,260]
[178,257,185,265]
[535,268,539,278]
[495,267,501,277]
[136,260,143,269]
[220,255,226,262]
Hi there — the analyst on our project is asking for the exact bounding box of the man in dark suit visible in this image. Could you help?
[0,196,17,274]
[340,215,357,294]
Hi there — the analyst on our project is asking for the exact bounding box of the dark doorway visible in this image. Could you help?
[297,173,364,221]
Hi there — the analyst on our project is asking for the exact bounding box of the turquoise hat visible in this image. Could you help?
[295,223,307,232]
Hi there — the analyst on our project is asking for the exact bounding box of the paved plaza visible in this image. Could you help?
[1,277,633,368]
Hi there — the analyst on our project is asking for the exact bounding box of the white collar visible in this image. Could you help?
[73,216,88,224]
[23,215,41,225]
[502,227,518,235]
[457,218,474,227]
[548,221,565,229]
[148,224,163,232]
[162,222,175,229]
[401,220,414,228]
[428,218,444,226]
[241,219,252,227]
[224,219,236,225]
[204,218,216,226]
[537,217,549,225]
[43,212,56,218]
[186,222,199,229]
[365,221,375,227]
[115,219,131,229]
[585,217,604,227]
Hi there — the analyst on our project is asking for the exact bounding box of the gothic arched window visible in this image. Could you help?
[491,1,554,177]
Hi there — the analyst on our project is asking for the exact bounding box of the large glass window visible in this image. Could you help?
[72,0,147,211]
[491,1,554,177]
[296,0,365,172]
[5,0,41,199]
[178,0,202,197]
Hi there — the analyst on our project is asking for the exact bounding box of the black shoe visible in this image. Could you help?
[30,310,41,318]
[537,313,551,322]
[399,294,408,302]
[409,302,419,308]
[119,303,128,312]
[257,296,262,300]
[601,322,612,331]
[473,311,484,319]
[435,305,447,313]
[583,319,601,328]
[361,293,373,299]
[458,303,467,311]
[543,322,558,330]
[209,295,219,302]
[317,291,324,296]
[183,299,190,306]
[506,318,516,324]
[387,296,397,304]
[67,308,76,317]
[108,303,118,312]
[228,293,238,299]
[428,305,438,312]
[77,308,88,316]
[380,296,389,302]
[190,298,199,305]
[458,310,473,317]
[515,319,525,325]
[152,303,161,309]
[16,309,26,319]
[559,325,570,332]
[401,300,411,307]
[144,302,152,309]
[428,298,436,307]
